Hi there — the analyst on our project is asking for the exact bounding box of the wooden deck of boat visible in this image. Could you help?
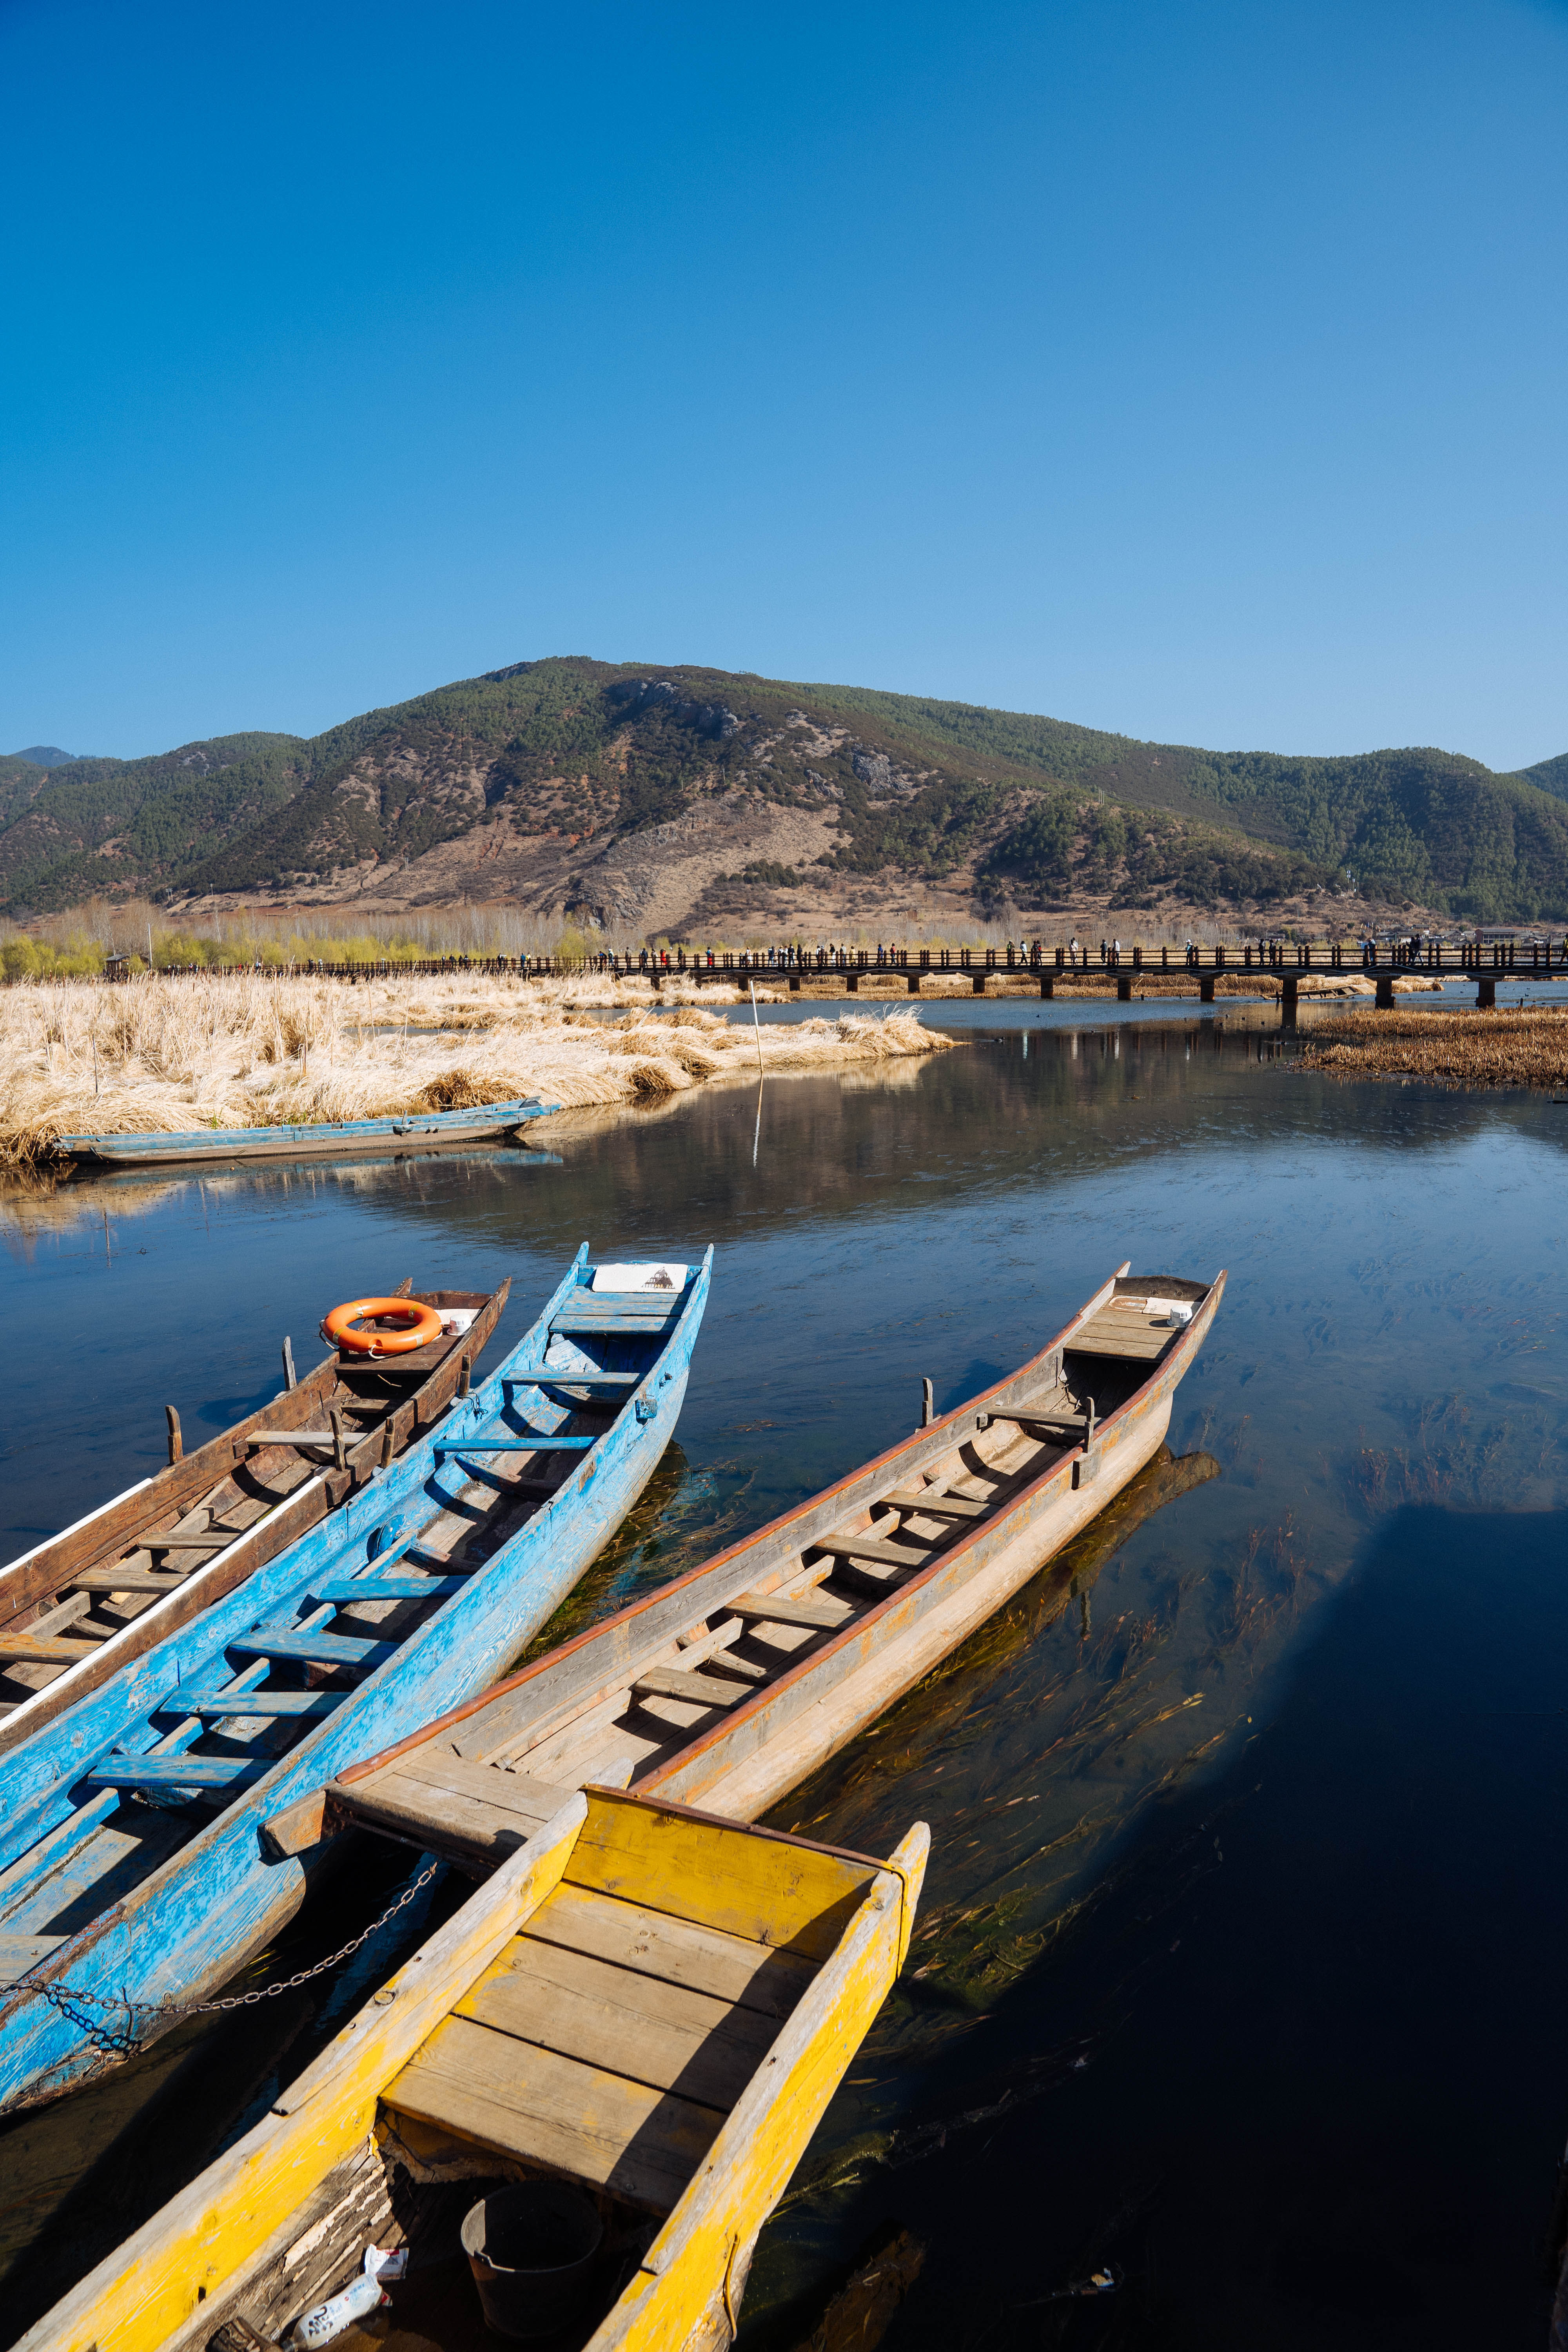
[383,1797,867,2216]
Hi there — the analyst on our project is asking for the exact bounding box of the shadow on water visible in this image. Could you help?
[742,1503,1568,2352]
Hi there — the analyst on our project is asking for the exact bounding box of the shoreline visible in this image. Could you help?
[0,973,955,1166]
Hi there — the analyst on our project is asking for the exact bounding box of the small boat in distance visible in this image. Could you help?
[55,1095,559,1167]
[18,1786,927,2352]
[272,1265,1222,1868]
[0,1250,711,2116]
[0,1283,509,1757]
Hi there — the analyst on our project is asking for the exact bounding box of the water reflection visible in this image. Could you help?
[1,1014,1566,2345]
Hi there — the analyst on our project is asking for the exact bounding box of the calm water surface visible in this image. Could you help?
[2,1010,1566,2350]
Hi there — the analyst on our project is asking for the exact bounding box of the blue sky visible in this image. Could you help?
[3,0,1565,768]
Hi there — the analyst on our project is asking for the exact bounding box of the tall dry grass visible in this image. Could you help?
[0,972,954,1163]
[1298,1007,1568,1090]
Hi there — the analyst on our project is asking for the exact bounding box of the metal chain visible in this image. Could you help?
[14,1862,441,2060]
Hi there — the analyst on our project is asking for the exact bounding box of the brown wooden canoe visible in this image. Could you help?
[266,1263,1223,1871]
[0,1281,509,1755]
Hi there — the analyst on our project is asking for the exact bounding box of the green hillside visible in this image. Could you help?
[5,656,1567,924]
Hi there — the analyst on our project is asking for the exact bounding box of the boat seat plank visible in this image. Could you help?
[83,1755,269,1792]
[170,1690,348,1719]
[458,1933,777,2107]
[385,2013,723,2213]
[228,1628,398,1669]
[632,1666,754,1711]
[728,1590,847,1632]
[432,1436,598,1454]
[65,1571,189,1596]
[0,1635,102,1665]
[522,1882,817,2020]
[885,1487,992,1519]
[809,1532,940,1571]
[328,1756,575,1864]
[1069,1308,1177,1360]
[309,1574,468,1603]
[549,1313,678,1336]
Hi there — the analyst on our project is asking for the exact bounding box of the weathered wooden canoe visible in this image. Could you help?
[17,1786,926,2352]
[275,1265,1222,1871]
[0,1249,712,2117]
[0,1284,509,1758]
[55,1096,559,1167]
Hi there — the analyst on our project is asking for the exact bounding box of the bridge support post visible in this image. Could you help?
[649,969,664,992]
[1039,975,1054,999]
[1375,973,1395,1009]
[789,973,801,993]
[1476,975,1497,1009]
[971,972,987,995]
[907,971,923,995]
[1116,973,1132,1002]
[1281,972,1299,1032]
[846,971,859,993]
[1199,973,1216,1004]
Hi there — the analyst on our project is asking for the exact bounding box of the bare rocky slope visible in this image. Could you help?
[6,657,1568,935]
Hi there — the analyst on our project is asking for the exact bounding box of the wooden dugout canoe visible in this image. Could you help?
[0,1251,711,2117]
[16,1787,928,2352]
[0,1284,508,1758]
[54,1097,559,1167]
[270,1264,1223,1873]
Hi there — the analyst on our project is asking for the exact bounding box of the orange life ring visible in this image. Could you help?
[322,1296,445,1357]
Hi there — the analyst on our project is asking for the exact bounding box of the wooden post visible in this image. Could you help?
[750,982,764,1077]
[921,1377,934,1428]
[281,1336,297,1391]
[459,1354,471,1399]
[165,1405,183,1465]
[329,1406,346,1472]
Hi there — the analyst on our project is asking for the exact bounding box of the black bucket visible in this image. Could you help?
[460,2183,604,2340]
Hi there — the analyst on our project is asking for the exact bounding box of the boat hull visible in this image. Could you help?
[0,1254,710,2117]
[0,1287,508,1756]
[56,1099,556,1167]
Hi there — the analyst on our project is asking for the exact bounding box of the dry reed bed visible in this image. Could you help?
[0,974,953,1165]
[1298,1007,1568,1091]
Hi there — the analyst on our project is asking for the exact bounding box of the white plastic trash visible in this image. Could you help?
[441,1307,479,1336]
[1145,1298,1194,1327]
[287,2246,407,2347]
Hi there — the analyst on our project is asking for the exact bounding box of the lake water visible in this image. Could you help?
[2,1007,1566,2350]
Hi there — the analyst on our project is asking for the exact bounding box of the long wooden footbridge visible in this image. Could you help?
[527,938,1568,1015]
[97,937,1568,1018]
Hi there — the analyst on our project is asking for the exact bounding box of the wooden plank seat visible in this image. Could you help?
[432,1434,599,1454]
[379,1792,871,2218]
[1068,1299,1182,1361]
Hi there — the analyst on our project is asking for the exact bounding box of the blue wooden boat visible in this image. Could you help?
[0,1247,711,2116]
[56,1097,559,1167]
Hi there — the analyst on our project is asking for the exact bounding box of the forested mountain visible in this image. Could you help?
[3,657,1566,932]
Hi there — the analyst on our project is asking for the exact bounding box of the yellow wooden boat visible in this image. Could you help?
[20,1786,927,2352]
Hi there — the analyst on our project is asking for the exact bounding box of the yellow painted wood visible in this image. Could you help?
[523,1883,818,2018]
[456,1931,778,2104]
[585,1826,929,2352]
[12,1795,589,2352]
[565,1788,880,1959]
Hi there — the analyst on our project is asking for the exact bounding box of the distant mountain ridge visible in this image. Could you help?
[2,659,1565,930]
